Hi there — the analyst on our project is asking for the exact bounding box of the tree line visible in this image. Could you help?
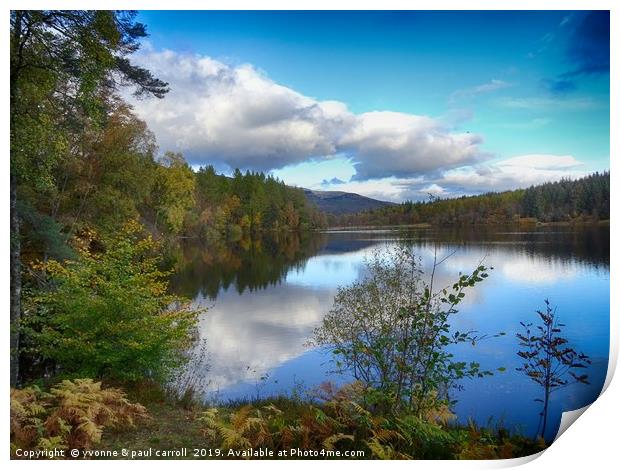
[328,172,610,227]
[189,166,327,240]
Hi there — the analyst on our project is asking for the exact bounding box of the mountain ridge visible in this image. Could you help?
[303,188,395,215]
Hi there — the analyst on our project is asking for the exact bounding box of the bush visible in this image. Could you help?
[11,378,148,457]
[314,246,496,416]
[23,221,199,382]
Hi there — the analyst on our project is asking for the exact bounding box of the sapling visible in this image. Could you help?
[314,245,500,416]
[516,299,591,438]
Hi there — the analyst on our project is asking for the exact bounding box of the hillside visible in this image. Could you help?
[326,172,610,227]
[303,189,395,215]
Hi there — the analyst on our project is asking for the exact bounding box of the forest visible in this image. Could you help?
[191,166,327,239]
[327,172,610,227]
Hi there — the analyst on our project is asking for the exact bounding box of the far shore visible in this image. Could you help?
[322,218,610,232]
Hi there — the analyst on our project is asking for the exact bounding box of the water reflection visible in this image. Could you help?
[170,231,327,299]
[172,226,609,440]
[189,285,335,395]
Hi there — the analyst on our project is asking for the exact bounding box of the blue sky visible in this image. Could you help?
[130,11,610,202]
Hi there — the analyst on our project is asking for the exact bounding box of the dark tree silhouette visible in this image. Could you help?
[516,299,591,438]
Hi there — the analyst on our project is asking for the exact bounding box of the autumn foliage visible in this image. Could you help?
[11,379,148,457]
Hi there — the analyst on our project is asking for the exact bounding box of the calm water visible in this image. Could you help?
[170,226,609,440]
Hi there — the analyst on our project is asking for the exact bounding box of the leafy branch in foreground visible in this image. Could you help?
[516,299,591,438]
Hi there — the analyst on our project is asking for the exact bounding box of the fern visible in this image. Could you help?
[366,437,411,459]
[323,433,354,450]
[196,382,543,459]
[10,379,148,457]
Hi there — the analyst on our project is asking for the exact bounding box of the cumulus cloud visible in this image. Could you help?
[434,154,586,193]
[419,183,448,197]
[127,47,597,201]
[129,47,488,180]
[130,49,350,171]
[320,154,587,202]
[341,111,487,180]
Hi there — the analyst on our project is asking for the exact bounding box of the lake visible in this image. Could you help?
[170,226,609,440]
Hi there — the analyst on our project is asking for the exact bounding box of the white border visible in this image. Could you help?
[3,2,616,469]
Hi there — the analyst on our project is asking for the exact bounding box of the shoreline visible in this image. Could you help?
[322,219,610,232]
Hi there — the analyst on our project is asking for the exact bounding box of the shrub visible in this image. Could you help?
[23,221,199,382]
[314,246,497,416]
[11,378,148,457]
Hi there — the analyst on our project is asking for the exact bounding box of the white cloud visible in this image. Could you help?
[129,47,488,179]
[436,154,586,193]
[341,111,487,180]
[420,183,448,196]
[313,176,423,202]
[496,154,582,170]
[127,47,598,200]
[449,79,512,103]
[131,49,349,171]
[495,96,598,110]
[319,154,587,201]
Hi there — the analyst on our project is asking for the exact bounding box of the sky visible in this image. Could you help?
[128,10,610,202]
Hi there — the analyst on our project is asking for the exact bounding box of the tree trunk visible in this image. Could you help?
[10,171,21,387]
[541,385,550,439]
[10,10,25,389]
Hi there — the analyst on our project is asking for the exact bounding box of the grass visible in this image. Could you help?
[96,395,322,459]
[97,389,323,459]
[98,401,207,458]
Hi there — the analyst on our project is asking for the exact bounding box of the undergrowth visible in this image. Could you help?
[12,379,546,460]
[10,378,148,458]
[199,382,546,460]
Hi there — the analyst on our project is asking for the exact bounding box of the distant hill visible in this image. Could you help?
[327,171,610,227]
[303,189,395,215]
